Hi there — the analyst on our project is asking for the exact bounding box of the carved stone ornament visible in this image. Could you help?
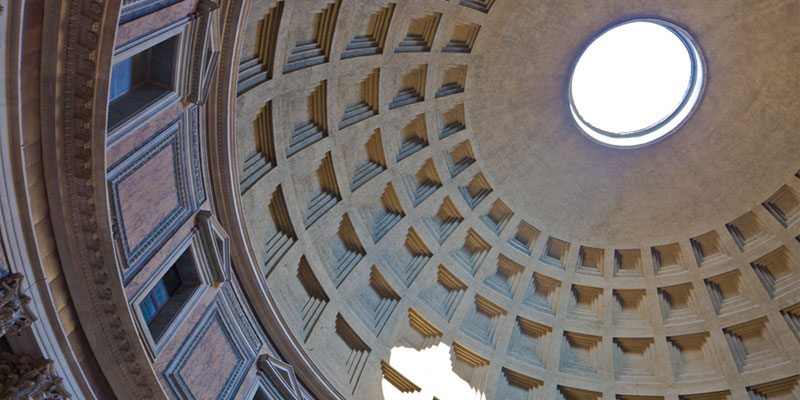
[197,210,231,283]
[256,355,301,400]
[39,0,163,396]
[187,0,221,105]
[1,273,34,337]
[0,352,71,399]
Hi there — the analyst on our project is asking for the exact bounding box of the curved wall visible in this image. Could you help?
[0,0,798,400]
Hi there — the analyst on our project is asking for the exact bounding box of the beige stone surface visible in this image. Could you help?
[230,0,800,399]
[471,0,800,246]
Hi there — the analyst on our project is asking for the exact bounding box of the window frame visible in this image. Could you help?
[107,19,189,142]
[131,232,212,358]
[244,371,295,400]
[139,265,182,324]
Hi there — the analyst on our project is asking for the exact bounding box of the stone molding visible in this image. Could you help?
[257,355,301,400]
[187,0,221,105]
[1,0,103,397]
[38,0,165,398]
[119,0,181,24]
[197,210,232,284]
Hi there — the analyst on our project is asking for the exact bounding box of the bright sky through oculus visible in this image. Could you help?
[571,21,692,134]
[382,344,485,400]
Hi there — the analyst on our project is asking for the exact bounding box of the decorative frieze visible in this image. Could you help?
[40,0,165,396]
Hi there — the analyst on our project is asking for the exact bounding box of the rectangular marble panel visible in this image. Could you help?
[164,296,255,399]
[108,119,193,281]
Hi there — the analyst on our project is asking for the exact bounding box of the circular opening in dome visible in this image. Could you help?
[569,19,705,148]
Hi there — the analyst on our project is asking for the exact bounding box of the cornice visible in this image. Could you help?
[38,0,167,398]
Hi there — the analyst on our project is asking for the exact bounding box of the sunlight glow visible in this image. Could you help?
[572,22,690,133]
[382,344,485,400]
[569,20,704,147]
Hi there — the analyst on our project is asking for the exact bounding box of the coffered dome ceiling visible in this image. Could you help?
[224,0,800,399]
[471,0,800,246]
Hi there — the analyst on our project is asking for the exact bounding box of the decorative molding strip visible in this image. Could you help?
[220,283,262,354]
[39,0,164,397]
[188,105,207,207]
[119,0,181,24]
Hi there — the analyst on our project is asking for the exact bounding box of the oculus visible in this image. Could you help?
[569,19,705,148]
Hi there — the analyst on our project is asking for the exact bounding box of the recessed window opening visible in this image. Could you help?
[250,387,269,400]
[569,19,705,148]
[140,247,201,342]
[140,267,181,325]
[108,35,178,130]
